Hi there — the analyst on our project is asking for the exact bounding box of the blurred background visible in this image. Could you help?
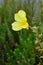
[0,0,43,65]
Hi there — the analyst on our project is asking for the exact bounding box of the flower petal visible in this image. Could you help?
[18,10,26,17]
[14,10,27,22]
[12,22,23,31]
[14,13,21,22]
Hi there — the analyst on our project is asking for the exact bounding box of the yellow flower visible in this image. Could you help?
[12,10,29,31]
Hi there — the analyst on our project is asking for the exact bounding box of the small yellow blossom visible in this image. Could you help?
[12,10,29,31]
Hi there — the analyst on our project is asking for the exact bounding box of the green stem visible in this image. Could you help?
[29,25,42,49]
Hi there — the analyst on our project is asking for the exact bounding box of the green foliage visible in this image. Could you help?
[0,0,43,65]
